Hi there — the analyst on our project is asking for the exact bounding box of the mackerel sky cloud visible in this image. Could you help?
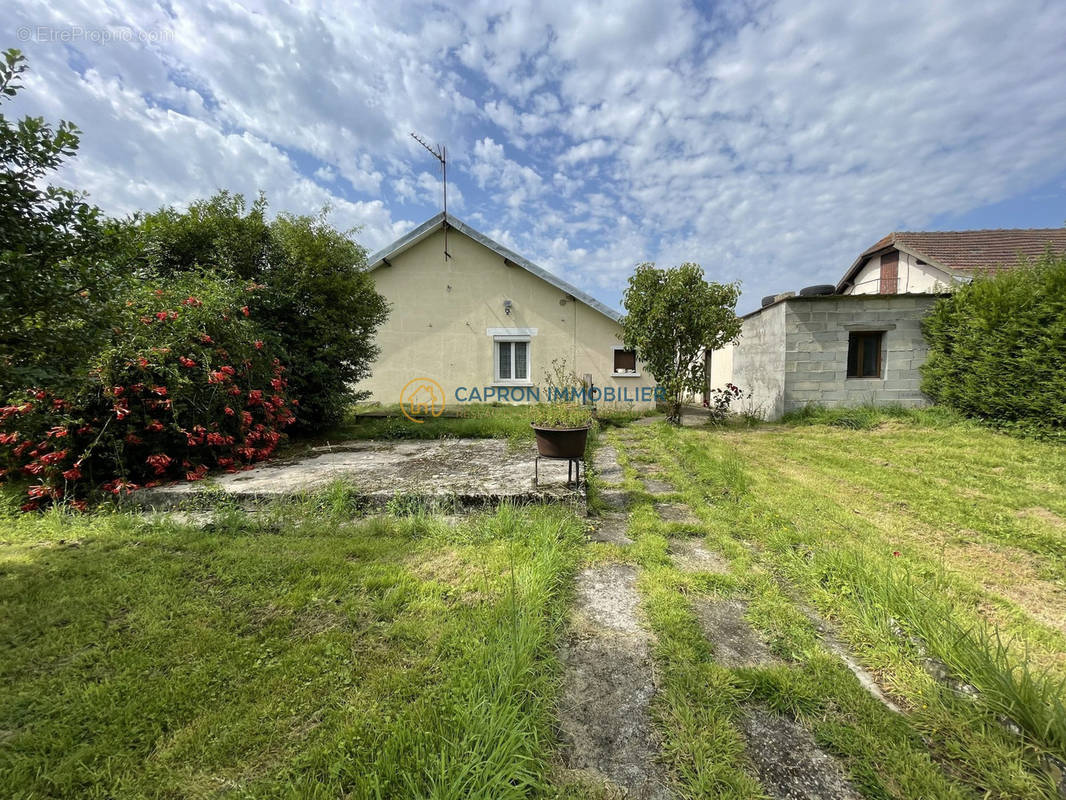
[8,0,1066,312]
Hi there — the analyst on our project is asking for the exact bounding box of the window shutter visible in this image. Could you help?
[879,251,899,294]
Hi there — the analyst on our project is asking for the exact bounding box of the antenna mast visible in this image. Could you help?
[410,132,450,259]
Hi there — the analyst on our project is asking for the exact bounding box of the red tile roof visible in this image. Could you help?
[863,228,1066,273]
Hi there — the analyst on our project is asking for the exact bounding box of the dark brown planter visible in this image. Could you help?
[531,423,591,458]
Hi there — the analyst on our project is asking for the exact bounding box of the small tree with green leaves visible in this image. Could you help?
[622,262,741,423]
[0,49,127,397]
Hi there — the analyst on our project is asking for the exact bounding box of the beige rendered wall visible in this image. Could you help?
[708,342,734,391]
[848,251,954,294]
[359,228,658,407]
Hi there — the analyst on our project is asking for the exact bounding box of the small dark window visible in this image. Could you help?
[847,331,883,378]
[613,349,637,373]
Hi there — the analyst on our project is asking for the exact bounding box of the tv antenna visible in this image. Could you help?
[410,132,450,260]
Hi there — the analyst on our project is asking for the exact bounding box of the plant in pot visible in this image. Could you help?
[530,359,594,459]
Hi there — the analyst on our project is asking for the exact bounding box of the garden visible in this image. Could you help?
[3,43,1066,800]
[3,409,1066,798]
[0,50,387,512]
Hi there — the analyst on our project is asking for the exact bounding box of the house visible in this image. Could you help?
[713,228,1066,420]
[837,228,1066,295]
[359,213,658,408]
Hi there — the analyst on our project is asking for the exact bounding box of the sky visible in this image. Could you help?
[7,0,1066,314]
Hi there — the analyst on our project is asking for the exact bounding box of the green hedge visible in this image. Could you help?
[921,252,1066,430]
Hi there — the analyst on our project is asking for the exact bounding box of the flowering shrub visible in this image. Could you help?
[0,274,294,510]
[705,382,743,422]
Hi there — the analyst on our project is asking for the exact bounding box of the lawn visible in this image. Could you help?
[304,403,651,449]
[3,409,1065,799]
[603,410,1066,798]
[0,500,584,799]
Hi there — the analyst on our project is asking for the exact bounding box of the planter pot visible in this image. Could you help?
[531,423,591,459]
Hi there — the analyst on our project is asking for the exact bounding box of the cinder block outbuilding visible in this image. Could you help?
[710,228,1066,419]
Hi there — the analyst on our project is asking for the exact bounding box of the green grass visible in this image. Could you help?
[781,401,1066,442]
[5,406,1066,799]
[605,417,1066,799]
[0,500,583,799]
[781,402,968,430]
[306,403,657,450]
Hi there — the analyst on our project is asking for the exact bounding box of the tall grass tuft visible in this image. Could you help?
[817,550,1066,760]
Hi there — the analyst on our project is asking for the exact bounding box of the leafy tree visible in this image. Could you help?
[132,191,276,279]
[622,262,741,423]
[132,194,389,431]
[0,49,126,396]
[262,211,388,430]
[921,252,1066,432]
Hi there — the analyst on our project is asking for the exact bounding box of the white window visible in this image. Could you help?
[494,338,530,383]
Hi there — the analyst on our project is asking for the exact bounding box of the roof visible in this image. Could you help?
[367,212,623,323]
[837,228,1066,291]
[740,291,945,321]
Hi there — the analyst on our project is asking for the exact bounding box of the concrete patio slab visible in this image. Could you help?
[129,438,583,511]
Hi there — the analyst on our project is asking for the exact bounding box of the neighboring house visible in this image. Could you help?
[713,228,1066,419]
[359,213,657,407]
[837,228,1066,295]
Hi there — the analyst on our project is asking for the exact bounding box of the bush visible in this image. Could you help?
[132,193,389,432]
[706,382,743,423]
[0,274,294,510]
[0,49,128,396]
[921,253,1066,430]
[261,212,389,430]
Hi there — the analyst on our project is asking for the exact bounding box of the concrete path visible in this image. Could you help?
[740,710,862,800]
[668,538,729,574]
[558,564,669,797]
[559,442,671,798]
[606,430,865,800]
[588,513,632,545]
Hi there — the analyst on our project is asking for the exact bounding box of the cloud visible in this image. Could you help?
[470,137,545,209]
[6,0,1066,312]
[558,139,611,165]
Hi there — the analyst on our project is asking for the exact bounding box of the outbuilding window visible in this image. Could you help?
[495,338,530,383]
[847,331,884,378]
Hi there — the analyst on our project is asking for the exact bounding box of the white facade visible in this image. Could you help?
[708,342,734,392]
[845,250,956,295]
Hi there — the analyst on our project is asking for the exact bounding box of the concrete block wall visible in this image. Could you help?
[781,295,938,416]
[732,302,787,420]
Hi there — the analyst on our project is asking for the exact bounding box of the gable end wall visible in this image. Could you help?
[360,228,657,406]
